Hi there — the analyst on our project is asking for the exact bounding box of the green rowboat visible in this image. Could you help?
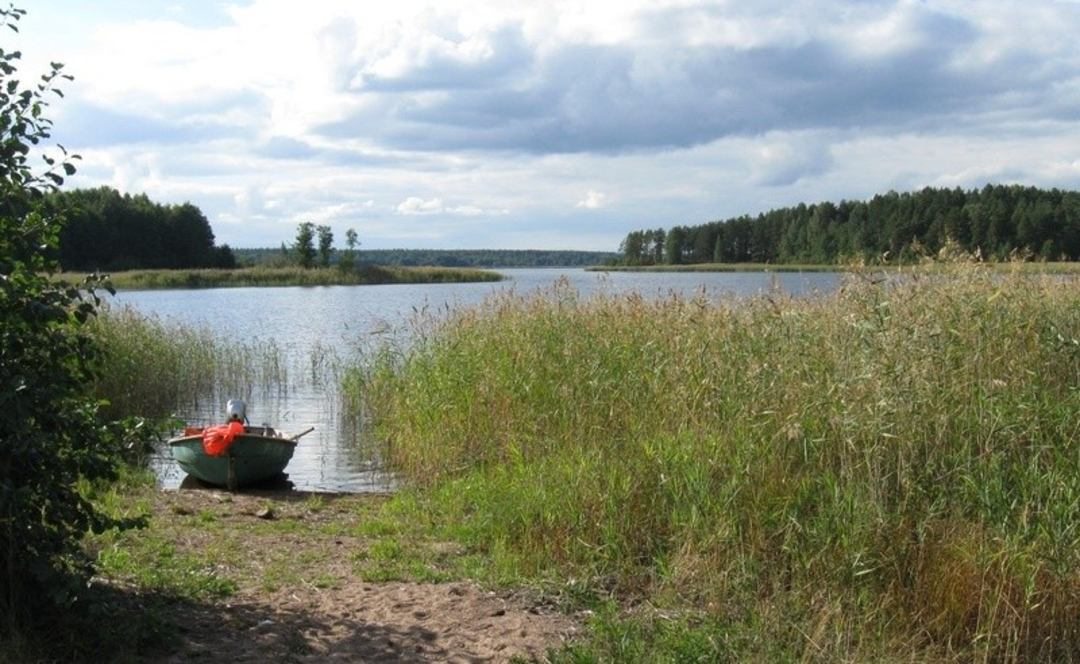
[168,425,305,490]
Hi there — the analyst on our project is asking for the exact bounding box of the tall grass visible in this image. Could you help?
[87,306,287,419]
[589,262,843,272]
[359,259,1080,660]
[61,265,502,291]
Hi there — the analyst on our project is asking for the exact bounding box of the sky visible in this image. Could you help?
[15,0,1080,250]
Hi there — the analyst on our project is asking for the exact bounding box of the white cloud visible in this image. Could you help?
[397,196,445,215]
[750,134,834,187]
[576,190,607,209]
[396,196,510,217]
[18,0,1080,251]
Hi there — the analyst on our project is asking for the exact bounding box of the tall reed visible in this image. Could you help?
[87,306,287,419]
[360,260,1080,660]
[61,265,502,291]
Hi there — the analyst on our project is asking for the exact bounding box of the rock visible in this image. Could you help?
[256,506,275,520]
[253,619,275,632]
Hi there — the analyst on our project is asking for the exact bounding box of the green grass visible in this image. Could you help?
[59,264,502,290]
[87,305,288,419]
[588,262,842,272]
[358,257,1080,661]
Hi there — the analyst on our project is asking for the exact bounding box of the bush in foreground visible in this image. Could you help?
[362,260,1080,660]
[0,7,133,645]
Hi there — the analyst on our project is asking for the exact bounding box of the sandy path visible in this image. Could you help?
[124,490,580,663]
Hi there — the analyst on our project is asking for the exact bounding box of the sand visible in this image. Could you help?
[119,489,580,663]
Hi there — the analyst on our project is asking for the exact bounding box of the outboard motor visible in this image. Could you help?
[226,399,247,423]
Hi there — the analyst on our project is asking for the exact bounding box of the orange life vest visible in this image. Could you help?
[201,420,245,457]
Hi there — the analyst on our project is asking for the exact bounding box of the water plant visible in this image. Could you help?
[359,258,1080,660]
[87,306,288,420]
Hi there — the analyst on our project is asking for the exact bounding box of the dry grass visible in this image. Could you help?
[59,264,502,290]
[358,256,1080,660]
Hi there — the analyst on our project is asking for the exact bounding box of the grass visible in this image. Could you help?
[357,255,1080,661]
[58,264,502,290]
[588,262,842,272]
[66,486,513,661]
[87,305,288,419]
[81,486,486,598]
[82,471,238,601]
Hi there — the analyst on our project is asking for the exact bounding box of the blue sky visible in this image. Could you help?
[17,1,1080,250]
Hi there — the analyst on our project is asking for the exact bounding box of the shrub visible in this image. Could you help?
[0,6,129,636]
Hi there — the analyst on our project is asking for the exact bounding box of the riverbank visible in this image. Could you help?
[58,264,503,290]
[76,481,579,662]
[69,260,1080,660]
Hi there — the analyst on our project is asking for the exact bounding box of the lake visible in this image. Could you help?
[115,268,841,492]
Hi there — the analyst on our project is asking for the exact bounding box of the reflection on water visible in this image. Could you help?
[147,373,396,493]
[118,267,841,493]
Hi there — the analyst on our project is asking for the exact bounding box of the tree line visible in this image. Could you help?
[618,185,1080,265]
[359,248,618,267]
[45,186,236,270]
[234,247,618,268]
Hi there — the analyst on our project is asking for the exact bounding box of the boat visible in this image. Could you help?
[167,400,312,490]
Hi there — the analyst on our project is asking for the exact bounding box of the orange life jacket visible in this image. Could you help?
[201,420,245,457]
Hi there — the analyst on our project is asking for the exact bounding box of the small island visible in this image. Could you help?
[59,264,502,290]
[47,188,503,289]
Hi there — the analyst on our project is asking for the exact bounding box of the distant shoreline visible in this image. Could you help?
[57,265,504,291]
[587,261,1080,274]
[586,262,839,273]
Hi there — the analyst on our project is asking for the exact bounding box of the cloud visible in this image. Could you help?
[397,196,445,215]
[50,1,1080,157]
[396,197,509,216]
[311,1,1071,155]
[354,24,534,92]
[26,0,1080,252]
[576,190,607,209]
[751,134,835,187]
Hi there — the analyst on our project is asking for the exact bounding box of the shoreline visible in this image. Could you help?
[80,485,580,662]
[56,265,505,291]
[587,260,1080,273]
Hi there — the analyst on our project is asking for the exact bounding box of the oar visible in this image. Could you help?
[291,426,315,441]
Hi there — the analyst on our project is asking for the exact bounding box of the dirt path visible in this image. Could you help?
[117,489,580,662]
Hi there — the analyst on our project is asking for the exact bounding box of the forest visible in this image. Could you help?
[46,187,236,271]
[233,247,617,268]
[618,185,1080,265]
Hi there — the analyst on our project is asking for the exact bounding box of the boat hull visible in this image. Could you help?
[168,430,297,489]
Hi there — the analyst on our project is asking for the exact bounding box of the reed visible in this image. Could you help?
[87,306,288,420]
[359,258,1080,660]
[60,265,502,291]
[589,262,843,272]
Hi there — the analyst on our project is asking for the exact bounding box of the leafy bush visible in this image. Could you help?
[0,6,128,636]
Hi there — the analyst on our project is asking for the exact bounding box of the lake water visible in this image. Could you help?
[115,268,841,492]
